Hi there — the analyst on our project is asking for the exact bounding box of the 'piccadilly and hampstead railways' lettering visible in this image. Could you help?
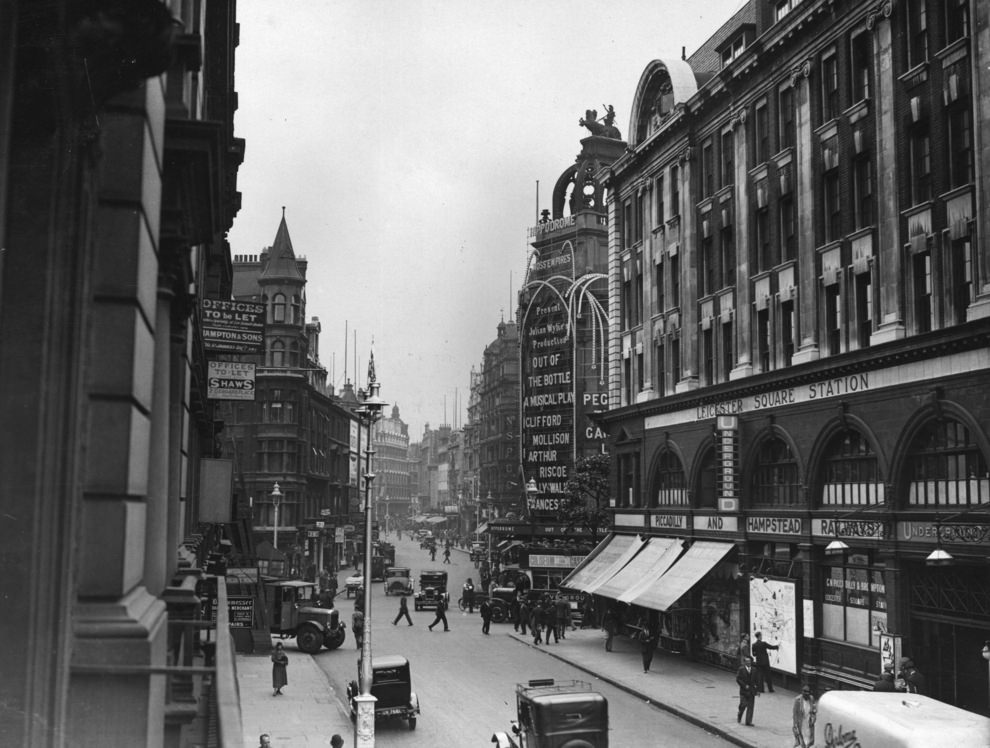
[747,517,802,534]
[653,514,684,528]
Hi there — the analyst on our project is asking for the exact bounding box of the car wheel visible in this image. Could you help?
[296,626,323,654]
[490,603,507,623]
[324,628,346,650]
[408,717,417,730]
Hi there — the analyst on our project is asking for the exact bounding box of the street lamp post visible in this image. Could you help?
[271,482,282,551]
[525,478,538,540]
[982,641,990,712]
[355,374,388,748]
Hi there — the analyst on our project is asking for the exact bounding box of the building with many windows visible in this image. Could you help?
[595,0,989,714]
[372,405,413,528]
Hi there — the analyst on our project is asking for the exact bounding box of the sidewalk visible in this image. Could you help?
[508,627,797,748]
[238,639,352,747]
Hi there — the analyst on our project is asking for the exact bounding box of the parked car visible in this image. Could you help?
[492,679,608,748]
[264,579,346,654]
[413,570,448,611]
[344,574,363,597]
[346,655,420,730]
[384,566,414,596]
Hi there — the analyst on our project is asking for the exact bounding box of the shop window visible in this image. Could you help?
[273,293,286,323]
[751,436,800,507]
[820,429,882,506]
[822,553,886,647]
[904,418,990,508]
[655,450,687,506]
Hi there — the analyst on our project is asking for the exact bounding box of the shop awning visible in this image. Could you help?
[560,534,644,592]
[474,522,489,535]
[425,516,447,525]
[497,539,523,552]
[593,537,681,601]
[626,540,734,611]
[617,538,687,604]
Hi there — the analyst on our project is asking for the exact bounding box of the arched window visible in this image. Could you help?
[904,417,989,507]
[695,446,717,509]
[271,340,284,367]
[751,436,800,507]
[273,293,286,323]
[820,429,883,506]
[655,450,687,506]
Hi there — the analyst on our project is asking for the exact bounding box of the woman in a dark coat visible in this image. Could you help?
[271,642,288,696]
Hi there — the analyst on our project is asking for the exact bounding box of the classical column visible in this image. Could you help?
[968,0,990,319]
[729,108,753,380]
[675,146,699,392]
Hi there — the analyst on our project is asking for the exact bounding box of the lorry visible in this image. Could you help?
[491,679,608,748]
[264,579,346,654]
[413,570,448,611]
[815,691,990,747]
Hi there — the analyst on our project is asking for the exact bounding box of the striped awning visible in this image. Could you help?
[626,540,734,611]
[593,537,681,601]
[560,534,644,592]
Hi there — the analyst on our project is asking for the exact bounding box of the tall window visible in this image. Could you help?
[702,141,715,197]
[821,53,840,122]
[656,174,665,224]
[821,429,881,505]
[671,254,680,307]
[945,0,970,43]
[909,123,931,205]
[671,336,681,383]
[703,327,714,384]
[655,259,665,313]
[779,86,795,151]
[824,282,841,355]
[780,194,796,261]
[781,300,795,366]
[822,137,841,242]
[823,553,886,647]
[655,339,666,395]
[273,293,286,323]
[757,307,771,371]
[670,164,680,217]
[720,224,735,288]
[655,450,688,506]
[912,250,933,333]
[904,418,989,507]
[721,130,735,187]
[701,235,715,296]
[635,259,644,326]
[946,85,973,189]
[623,200,633,249]
[637,349,645,392]
[721,320,734,381]
[622,264,633,329]
[852,154,873,229]
[290,295,301,324]
[635,193,646,244]
[850,32,872,102]
[271,339,285,367]
[855,271,872,347]
[755,103,770,163]
[950,235,973,324]
[752,436,800,506]
[907,0,928,68]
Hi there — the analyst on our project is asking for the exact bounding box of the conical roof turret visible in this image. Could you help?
[260,208,304,281]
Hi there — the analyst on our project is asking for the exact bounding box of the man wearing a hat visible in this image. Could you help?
[896,657,926,695]
[872,668,896,691]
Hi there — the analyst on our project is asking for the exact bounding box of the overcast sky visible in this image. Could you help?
[228,0,746,438]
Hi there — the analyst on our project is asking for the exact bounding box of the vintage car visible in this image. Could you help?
[344,574,363,597]
[469,540,486,563]
[384,566,414,596]
[264,579,346,653]
[492,679,608,748]
[346,655,420,730]
[413,569,448,611]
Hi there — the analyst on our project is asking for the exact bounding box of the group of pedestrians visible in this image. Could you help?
[523,595,573,645]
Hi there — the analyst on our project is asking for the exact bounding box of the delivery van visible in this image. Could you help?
[815,691,990,748]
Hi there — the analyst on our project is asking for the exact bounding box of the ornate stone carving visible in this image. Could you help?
[865,0,892,31]
[580,105,622,139]
[789,59,812,87]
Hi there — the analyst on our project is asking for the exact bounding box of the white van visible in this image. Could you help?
[815,691,990,748]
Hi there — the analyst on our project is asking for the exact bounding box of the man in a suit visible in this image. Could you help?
[736,655,759,726]
[751,631,779,693]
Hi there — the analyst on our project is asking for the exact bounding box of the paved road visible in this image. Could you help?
[315,534,730,747]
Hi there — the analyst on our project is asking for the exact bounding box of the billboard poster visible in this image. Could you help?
[207,361,256,400]
[749,577,798,675]
[202,299,265,353]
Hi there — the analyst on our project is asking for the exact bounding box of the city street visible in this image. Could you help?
[315,535,731,747]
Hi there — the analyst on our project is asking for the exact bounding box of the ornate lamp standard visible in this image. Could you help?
[355,372,388,747]
[271,482,282,551]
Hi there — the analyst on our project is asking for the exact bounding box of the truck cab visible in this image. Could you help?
[492,679,608,748]
[265,579,346,653]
